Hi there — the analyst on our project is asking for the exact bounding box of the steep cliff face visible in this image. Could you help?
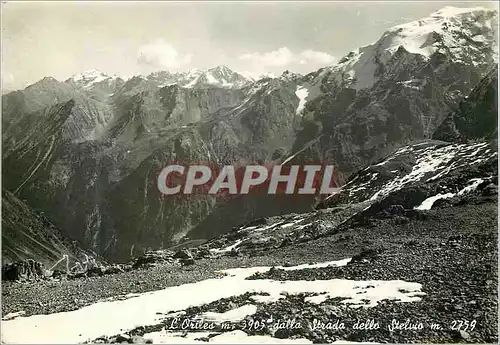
[2,189,92,268]
[2,7,498,262]
[433,65,498,142]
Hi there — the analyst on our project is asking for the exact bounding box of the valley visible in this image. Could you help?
[1,4,498,344]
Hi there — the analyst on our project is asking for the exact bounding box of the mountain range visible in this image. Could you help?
[2,6,498,264]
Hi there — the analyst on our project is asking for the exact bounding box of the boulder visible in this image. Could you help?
[384,204,406,216]
[194,245,212,259]
[50,269,66,279]
[132,250,175,268]
[173,249,193,260]
[481,183,497,196]
[174,249,196,265]
[349,247,383,264]
[103,264,126,275]
[86,266,106,277]
[180,257,196,266]
[2,259,45,281]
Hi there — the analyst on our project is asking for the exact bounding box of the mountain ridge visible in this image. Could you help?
[2,6,498,262]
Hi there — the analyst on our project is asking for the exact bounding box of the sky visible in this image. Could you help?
[2,1,498,90]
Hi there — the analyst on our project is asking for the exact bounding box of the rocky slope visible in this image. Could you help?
[1,189,91,268]
[433,65,498,142]
[2,6,498,262]
[204,140,497,255]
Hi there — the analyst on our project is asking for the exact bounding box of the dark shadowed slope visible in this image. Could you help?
[433,65,498,142]
[1,189,93,267]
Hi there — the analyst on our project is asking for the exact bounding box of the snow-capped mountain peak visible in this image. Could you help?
[280,70,303,82]
[146,65,254,89]
[431,6,493,19]
[70,69,106,82]
[319,6,498,91]
[207,65,234,77]
[382,6,497,58]
[67,69,120,90]
[257,72,278,79]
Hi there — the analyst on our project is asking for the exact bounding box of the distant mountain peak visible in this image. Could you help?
[145,65,254,89]
[257,72,277,79]
[207,65,235,76]
[70,69,107,82]
[280,70,303,81]
[66,69,121,90]
[40,76,60,83]
[25,76,62,90]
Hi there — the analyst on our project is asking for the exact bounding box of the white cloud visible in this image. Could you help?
[238,47,336,68]
[2,72,14,84]
[299,50,336,65]
[1,72,15,91]
[239,47,295,67]
[137,39,192,69]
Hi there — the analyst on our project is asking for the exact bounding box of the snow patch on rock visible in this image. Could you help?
[414,193,455,210]
[295,86,309,115]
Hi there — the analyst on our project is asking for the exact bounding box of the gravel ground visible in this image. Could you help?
[2,251,354,317]
[2,201,498,343]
